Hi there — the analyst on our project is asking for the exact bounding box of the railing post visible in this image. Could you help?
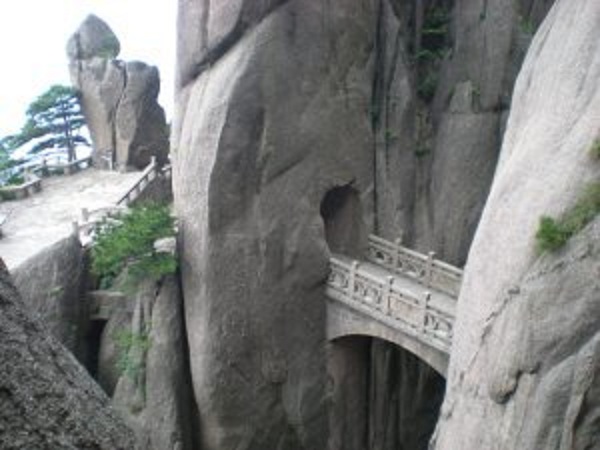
[421,291,431,335]
[426,251,435,287]
[394,231,403,270]
[383,276,393,315]
[72,220,80,236]
[81,208,89,222]
[348,261,359,302]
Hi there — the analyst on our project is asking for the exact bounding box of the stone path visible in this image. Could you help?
[0,169,140,269]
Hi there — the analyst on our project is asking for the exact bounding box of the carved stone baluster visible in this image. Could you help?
[382,276,393,315]
[421,291,431,335]
[425,251,435,287]
[394,233,403,271]
[348,261,359,303]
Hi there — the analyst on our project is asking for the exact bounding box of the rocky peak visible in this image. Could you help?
[67,14,121,61]
[66,16,169,171]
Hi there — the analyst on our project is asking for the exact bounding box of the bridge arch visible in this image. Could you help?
[327,300,448,377]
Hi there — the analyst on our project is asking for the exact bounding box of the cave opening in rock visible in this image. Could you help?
[328,335,446,450]
[84,319,107,379]
[320,184,365,258]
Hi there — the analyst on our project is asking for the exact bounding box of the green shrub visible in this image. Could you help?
[591,138,600,159]
[0,189,17,201]
[5,173,24,186]
[114,329,151,381]
[92,203,176,287]
[535,216,570,252]
[519,16,536,35]
[417,73,439,102]
[414,145,431,158]
[536,182,600,252]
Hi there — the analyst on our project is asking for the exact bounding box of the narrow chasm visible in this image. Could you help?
[328,337,446,450]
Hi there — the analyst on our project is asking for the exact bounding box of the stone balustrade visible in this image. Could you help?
[34,156,92,177]
[366,234,463,297]
[116,157,158,207]
[73,157,166,245]
[73,205,127,246]
[326,256,455,354]
[0,175,42,201]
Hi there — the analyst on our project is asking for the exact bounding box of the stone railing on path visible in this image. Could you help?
[33,156,92,177]
[74,157,170,245]
[366,234,463,297]
[74,205,127,246]
[326,255,456,354]
[0,174,42,201]
[116,156,161,207]
[0,157,93,204]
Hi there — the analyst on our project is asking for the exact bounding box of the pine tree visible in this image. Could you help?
[4,85,89,162]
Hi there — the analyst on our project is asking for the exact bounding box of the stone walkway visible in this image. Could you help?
[0,169,141,269]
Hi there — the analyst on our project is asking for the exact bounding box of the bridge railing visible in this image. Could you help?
[366,234,463,297]
[327,256,454,353]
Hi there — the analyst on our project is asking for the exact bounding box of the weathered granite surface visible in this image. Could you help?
[12,235,89,360]
[433,1,600,447]
[110,275,196,450]
[0,262,134,449]
[174,2,374,448]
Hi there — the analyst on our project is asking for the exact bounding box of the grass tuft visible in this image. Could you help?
[536,182,600,252]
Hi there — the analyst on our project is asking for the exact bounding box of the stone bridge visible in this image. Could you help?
[325,235,462,376]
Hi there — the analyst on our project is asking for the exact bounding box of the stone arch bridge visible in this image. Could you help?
[325,235,462,376]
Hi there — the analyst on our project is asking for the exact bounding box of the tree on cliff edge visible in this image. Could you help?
[3,85,89,162]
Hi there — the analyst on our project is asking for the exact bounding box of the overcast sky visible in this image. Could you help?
[0,0,176,138]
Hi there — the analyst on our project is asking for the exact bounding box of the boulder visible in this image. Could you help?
[66,14,120,60]
[68,16,169,171]
[433,0,600,447]
[0,261,134,448]
[11,234,88,360]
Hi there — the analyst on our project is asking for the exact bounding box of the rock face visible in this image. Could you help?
[372,0,555,265]
[11,235,89,360]
[433,0,600,448]
[174,2,374,448]
[0,263,134,448]
[107,275,196,450]
[68,15,169,171]
[174,0,562,448]
[172,0,566,448]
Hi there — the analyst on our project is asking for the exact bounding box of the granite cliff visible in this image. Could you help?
[171,0,576,449]
[67,15,169,170]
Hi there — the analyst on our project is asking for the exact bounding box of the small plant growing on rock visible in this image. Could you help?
[590,138,600,159]
[114,329,151,381]
[519,16,536,36]
[92,203,177,287]
[536,182,600,252]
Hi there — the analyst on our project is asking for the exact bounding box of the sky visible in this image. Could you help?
[0,0,176,138]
